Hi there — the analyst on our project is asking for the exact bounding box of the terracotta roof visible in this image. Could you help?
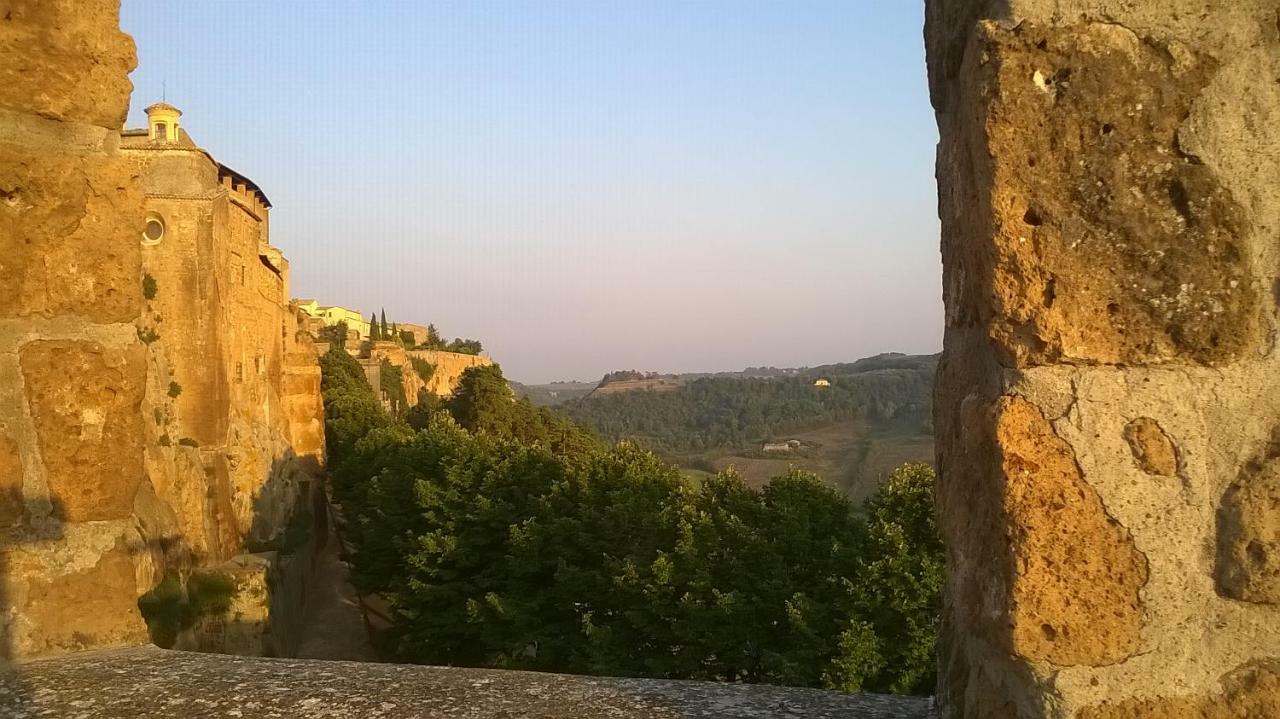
[144,101,182,115]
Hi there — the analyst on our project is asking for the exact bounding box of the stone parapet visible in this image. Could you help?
[0,647,936,719]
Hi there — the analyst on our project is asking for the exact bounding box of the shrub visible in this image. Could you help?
[137,570,237,649]
[168,381,182,398]
[142,273,158,301]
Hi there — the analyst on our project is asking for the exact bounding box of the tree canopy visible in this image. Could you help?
[319,353,943,695]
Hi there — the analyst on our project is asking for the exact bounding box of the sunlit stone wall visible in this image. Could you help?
[926,1,1280,716]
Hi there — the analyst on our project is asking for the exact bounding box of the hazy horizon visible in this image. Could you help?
[122,1,941,384]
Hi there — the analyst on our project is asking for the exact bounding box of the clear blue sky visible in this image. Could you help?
[122,1,941,384]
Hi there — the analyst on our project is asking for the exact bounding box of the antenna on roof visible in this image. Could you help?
[162,80,167,102]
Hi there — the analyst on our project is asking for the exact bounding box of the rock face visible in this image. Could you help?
[0,0,325,661]
[371,346,493,399]
[406,348,494,398]
[927,1,1280,716]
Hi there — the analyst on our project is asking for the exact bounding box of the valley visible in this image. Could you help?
[526,353,938,501]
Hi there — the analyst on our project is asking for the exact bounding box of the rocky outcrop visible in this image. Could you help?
[927,1,1280,716]
[0,0,325,661]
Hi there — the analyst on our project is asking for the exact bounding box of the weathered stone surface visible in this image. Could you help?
[997,397,1148,666]
[929,0,1280,714]
[5,542,147,658]
[1077,662,1280,719]
[0,0,137,128]
[20,341,145,522]
[406,347,494,397]
[1123,417,1177,476]
[0,128,144,323]
[1216,457,1280,604]
[963,21,1258,367]
[0,647,937,719]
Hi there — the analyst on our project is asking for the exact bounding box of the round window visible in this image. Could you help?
[141,214,165,245]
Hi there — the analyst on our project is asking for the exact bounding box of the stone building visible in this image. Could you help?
[296,299,371,340]
[120,101,325,556]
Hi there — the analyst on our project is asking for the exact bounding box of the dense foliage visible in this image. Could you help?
[319,349,943,695]
[562,357,936,452]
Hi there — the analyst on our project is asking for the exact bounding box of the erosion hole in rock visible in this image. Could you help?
[1023,207,1044,226]
[1042,278,1056,309]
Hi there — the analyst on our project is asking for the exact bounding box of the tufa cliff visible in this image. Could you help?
[0,0,324,661]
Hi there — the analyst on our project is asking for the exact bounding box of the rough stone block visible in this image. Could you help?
[996,396,1148,666]
[0,0,137,128]
[963,22,1260,367]
[0,143,143,322]
[20,340,146,521]
[8,542,147,658]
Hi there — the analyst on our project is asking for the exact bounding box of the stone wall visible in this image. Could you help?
[355,344,494,404]
[0,1,325,661]
[405,348,493,397]
[926,1,1280,716]
[0,0,152,659]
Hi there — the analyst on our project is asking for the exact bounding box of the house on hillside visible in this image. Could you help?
[814,378,832,387]
[295,300,371,340]
[762,440,802,453]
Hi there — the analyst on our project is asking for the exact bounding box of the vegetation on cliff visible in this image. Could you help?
[319,348,942,694]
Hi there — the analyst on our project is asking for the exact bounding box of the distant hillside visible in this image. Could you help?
[510,380,597,406]
[553,353,938,499]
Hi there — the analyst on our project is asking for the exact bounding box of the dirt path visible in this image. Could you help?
[296,533,379,661]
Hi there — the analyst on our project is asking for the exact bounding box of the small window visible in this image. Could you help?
[141,213,165,245]
[155,122,167,141]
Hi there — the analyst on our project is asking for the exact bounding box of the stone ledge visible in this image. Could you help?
[0,647,936,718]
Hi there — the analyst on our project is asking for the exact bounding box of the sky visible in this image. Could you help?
[121,1,941,384]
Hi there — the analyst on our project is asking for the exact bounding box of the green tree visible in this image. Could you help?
[319,320,349,350]
[316,348,942,696]
[425,323,443,349]
[369,313,381,342]
[840,462,943,694]
[445,338,484,355]
[380,309,390,338]
[380,359,408,416]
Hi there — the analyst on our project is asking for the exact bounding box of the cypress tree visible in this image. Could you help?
[369,312,381,341]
